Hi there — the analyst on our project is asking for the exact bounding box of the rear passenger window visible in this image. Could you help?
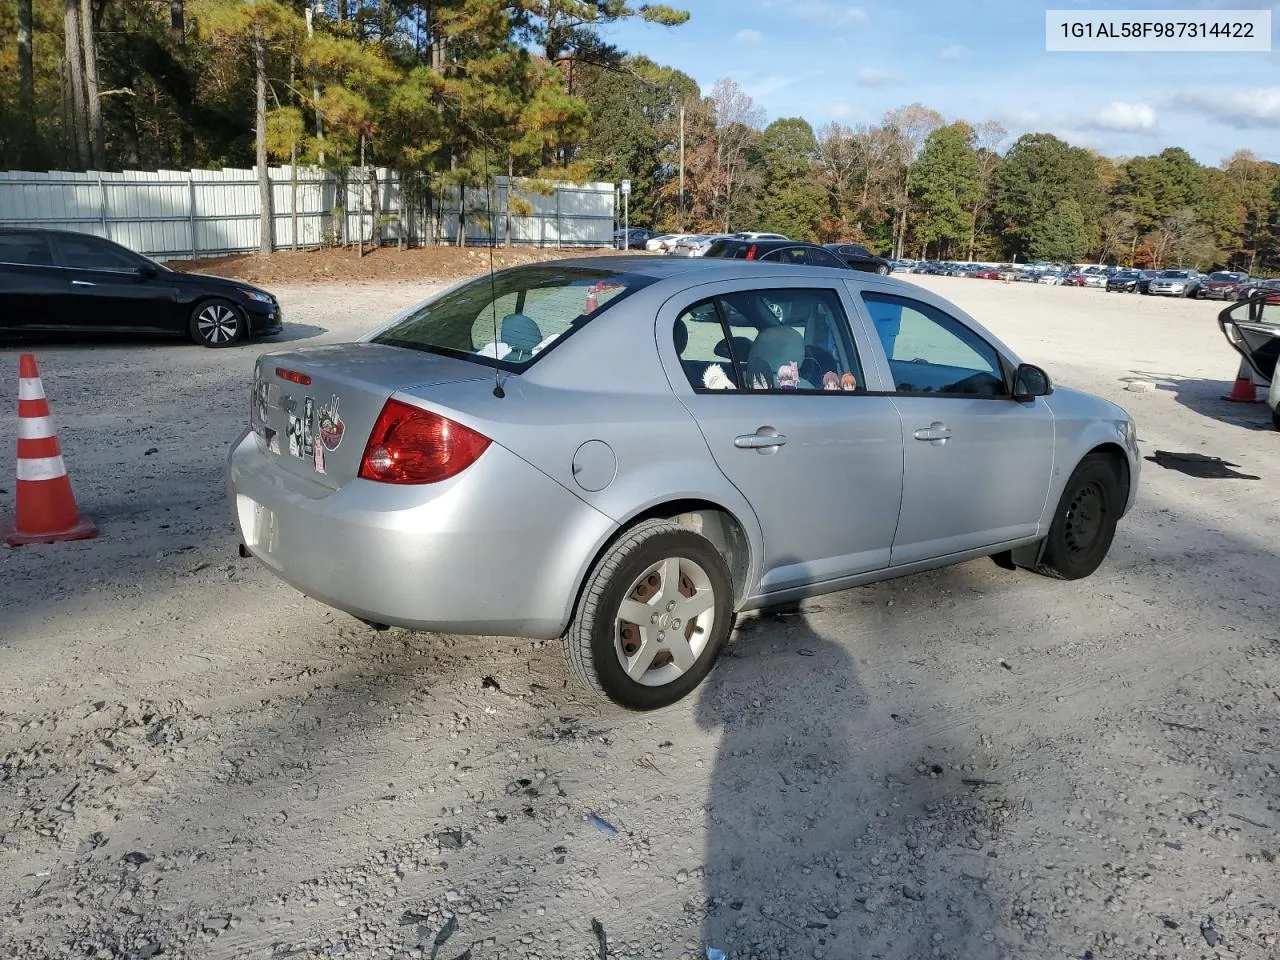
[674,288,864,392]
[0,232,56,266]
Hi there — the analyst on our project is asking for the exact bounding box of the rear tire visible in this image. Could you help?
[189,298,245,347]
[876,264,889,275]
[1033,454,1121,581]
[565,519,734,710]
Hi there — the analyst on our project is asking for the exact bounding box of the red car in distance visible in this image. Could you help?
[974,268,1001,280]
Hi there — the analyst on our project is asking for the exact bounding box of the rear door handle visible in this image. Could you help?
[913,422,952,443]
[734,428,787,450]
[71,280,96,287]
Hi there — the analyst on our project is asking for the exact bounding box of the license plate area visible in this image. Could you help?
[237,495,278,553]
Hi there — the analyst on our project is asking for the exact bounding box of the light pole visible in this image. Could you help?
[621,178,631,249]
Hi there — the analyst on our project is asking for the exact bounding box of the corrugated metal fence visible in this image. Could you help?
[0,167,617,260]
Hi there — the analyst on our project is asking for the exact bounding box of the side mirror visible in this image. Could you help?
[1013,362,1052,400]
[136,264,157,279]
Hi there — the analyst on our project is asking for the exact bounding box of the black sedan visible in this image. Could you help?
[0,227,282,347]
[701,238,851,268]
[822,243,892,274]
[1105,269,1156,294]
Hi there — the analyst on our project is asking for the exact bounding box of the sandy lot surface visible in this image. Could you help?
[1,274,1277,960]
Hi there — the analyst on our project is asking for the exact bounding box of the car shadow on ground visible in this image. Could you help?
[697,609,1003,960]
[1125,369,1274,431]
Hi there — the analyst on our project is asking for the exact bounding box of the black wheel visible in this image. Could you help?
[876,264,889,275]
[565,519,734,710]
[189,298,245,347]
[1033,454,1122,581]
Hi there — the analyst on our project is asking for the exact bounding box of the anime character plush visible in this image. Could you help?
[777,361,800,389]
[702,364,734,390]
[822,371,841,390]
[841,372,858,391]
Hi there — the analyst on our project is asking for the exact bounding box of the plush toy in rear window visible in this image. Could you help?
[702,364,734,390]
[822,371,840,390]
[776,361,800,389]
[841,372,858,391]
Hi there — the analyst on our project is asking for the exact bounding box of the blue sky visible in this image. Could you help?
[599,0,1280,165]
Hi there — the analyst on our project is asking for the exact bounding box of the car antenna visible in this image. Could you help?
[481,136,505,398]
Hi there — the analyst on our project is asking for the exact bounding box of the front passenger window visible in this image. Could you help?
[861,292,1007,396]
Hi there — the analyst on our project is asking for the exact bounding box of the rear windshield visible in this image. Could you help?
[372,265,656,370]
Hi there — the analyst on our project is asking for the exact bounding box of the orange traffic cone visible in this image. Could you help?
[2,355,97,546]
[1222,358,1262,403]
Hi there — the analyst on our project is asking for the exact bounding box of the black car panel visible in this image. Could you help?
[0,227,282,344]
[0,231,68,330]
[822,243,891,273]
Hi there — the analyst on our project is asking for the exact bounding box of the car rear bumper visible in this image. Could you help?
[227,430,617,638]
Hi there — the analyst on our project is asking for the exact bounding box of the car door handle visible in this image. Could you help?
[71,280,96,287]
[734,429,787,450]
[913,422,952,443]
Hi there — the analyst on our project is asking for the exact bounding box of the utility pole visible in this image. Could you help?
[677,106,685,232]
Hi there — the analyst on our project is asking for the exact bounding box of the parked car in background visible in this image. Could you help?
[1082,272,1109,288]
[1197,271,1250,300]
[891,259,918,273]
[229,255,1142,709]
[974,267,1001,280]
[645,234,686,253]
[669,234,734,257]
[1037,271,1065,286]
[702,238,850,269]
[614,228,655,250]
[997,265,1021,281]
[0,227,282,347]
[732,232,789,242]
[1017,269,1042,283]
[1148,269,1203,297]
[1236,277,1280,300]
[822,243,892,274]
[1106,269,1155,294]
[1062,272,1087,287]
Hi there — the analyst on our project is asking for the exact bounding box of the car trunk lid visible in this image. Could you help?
[249,342,489,489]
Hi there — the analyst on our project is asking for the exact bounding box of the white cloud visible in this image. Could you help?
[829,102,861,119]
[1088,101,1158,133]
[761,0,868,26]
[734,28,763,43]
[939,44,971,60]
[1176,87,1280,128]
[737,74,800,99]
[855,67,901,88]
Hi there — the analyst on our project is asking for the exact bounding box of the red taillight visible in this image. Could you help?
[276,367,312,385]
[745,244,758,260]
[359,399,491,484]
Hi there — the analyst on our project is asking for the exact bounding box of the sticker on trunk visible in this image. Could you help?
[286,416,306,458]
[302,398,315,457]
[318,395,345,451]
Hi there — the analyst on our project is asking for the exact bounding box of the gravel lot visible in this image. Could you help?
[1,274,1277,960]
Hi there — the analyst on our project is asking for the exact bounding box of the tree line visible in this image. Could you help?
[1,2,1276,269]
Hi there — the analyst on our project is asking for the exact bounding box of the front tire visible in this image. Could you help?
[565,519,734,710]
[876,264,889,275]
[1033,454,1122,581]
[189,298,245,347]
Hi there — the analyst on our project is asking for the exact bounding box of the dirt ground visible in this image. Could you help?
[168,245,629,286]
[1,273,1277,960]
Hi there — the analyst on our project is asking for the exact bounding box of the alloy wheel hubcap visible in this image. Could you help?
[197,305,239,344]
[614,556,716,687]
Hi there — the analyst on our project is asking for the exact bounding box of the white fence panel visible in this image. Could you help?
[0,167,616,260]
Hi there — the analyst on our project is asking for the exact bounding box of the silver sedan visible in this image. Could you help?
[228,258,1141,709]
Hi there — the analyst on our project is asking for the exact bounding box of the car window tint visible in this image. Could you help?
[710,288,864,391]
[57,235,139,270]
[674,299,741,390]
[375,265,655,371]
[0,232,56,266]
[806,247,846,269]
[763,247,808,265]
[861,292,1007,396]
